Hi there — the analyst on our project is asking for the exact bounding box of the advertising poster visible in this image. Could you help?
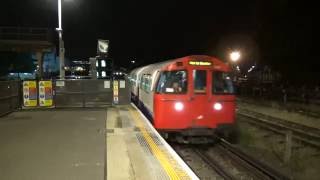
[39,81,53,107]
[23,81,37,107]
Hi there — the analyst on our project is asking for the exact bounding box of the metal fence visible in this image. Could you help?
[0,79,130,114]
[54,79,121,107]
[116,79,131,105]
[0,81,21,116]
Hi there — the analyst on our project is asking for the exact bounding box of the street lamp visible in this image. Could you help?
[228,50,241,83]
[56,0,65,79]
[230,51,241,62]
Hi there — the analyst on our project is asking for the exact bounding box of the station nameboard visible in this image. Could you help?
[23,81,37,107]
[39,81,53,107]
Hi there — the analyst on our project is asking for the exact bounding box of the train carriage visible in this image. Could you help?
[129,55,237,143]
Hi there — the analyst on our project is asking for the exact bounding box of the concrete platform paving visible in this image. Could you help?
[0,109,106,180]
[106,105,198,180]
[0,105,198,180]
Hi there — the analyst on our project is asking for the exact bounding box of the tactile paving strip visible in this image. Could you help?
[128,107,193,180]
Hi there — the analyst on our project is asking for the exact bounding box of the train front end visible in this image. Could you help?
[153,56,236,141]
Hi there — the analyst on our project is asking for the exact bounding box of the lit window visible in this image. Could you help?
[96,61,99,67]
[102,71,106,77]
[96,72,99,77]
[101,60,106,67]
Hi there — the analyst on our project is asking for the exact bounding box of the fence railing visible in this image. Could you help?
[0,78,130,114]
[0,81,21,116]
[54,79,114,107]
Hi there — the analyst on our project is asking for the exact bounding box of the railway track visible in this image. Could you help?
[237,109,320,148]
[173,139,289,180]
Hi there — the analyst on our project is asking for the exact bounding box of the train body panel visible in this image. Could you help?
[129,55,236,138]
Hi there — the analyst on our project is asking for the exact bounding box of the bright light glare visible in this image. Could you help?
[174,102,184,111]
[213,102,223,111]
[230,51,241,62]
[102,71,106,77]
[76,67,84,71]
[58,0,62,29]
[101,60,106,67]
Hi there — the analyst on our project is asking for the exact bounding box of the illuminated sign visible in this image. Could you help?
[189,61,212,66]
[113,80,119,104]
[97,39,109,54]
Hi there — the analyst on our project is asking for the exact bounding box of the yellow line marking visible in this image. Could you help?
[129,107,190,180]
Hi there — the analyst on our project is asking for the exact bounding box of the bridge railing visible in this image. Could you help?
[0,26,52,41]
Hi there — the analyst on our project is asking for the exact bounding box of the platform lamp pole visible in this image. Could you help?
[229,50,241,82]
[56,0,65,79]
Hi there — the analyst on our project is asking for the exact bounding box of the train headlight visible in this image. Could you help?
[213,102,222,111]
[174,102,184,111]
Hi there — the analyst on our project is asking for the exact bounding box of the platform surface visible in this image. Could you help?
[0,109,106,180]
[0,106,197,180]
[107,105,198,180]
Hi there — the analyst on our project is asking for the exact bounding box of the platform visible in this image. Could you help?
[107,104,198,180]
[0,105,198,180]
[0,109,106,180]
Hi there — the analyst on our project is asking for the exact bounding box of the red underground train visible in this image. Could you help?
[129,55,237,143]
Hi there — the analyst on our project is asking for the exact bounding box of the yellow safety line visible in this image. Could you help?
[129,107,190,180]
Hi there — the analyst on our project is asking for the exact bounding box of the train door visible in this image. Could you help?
[190,69,213,127]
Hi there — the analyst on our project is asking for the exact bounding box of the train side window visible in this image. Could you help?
[156,70,187,94]
[140,76,144,89]
[141,74,152,92]
[212,72,234,94]
[193,70,207,94]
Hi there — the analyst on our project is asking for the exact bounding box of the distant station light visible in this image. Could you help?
[102,71,106,77]
[101,60,106,67]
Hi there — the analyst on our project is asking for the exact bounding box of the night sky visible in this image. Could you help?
[0,0,316,80]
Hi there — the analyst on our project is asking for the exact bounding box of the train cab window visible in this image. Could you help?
[212,72,234,94]
[156,70,187,94]
[193,70,207,94]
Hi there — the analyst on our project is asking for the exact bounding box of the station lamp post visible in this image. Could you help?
[229,50,241,82]
[56,0,65,79]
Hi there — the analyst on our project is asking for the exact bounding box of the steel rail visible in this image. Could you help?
[219,138,290,180]
[193,148,236,180]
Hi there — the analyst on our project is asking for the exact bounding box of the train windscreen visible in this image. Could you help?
[212,72,234,94]
[156,70,187,94]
